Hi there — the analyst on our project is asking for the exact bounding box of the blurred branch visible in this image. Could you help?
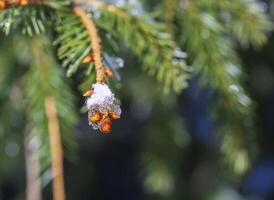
[174,0,261,173]
[44,96,65,200]
[24,132,42,200]
[206,0,273,47]
[23,35,77,193]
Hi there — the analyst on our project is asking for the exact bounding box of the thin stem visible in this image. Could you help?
[44,96,65,200]
[74,6,106,83]
[24,132,42,200]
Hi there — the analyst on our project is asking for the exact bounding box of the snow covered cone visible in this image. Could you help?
[84,83,121,133]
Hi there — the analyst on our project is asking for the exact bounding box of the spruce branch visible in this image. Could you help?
[224,0,272,47]
[187,0,273,47]
[44,96,65,200]
[0,5,52,35]
[178,2,255,173]
[0,0,72,36]
[81,0,190,93]
[23,35,77,180]
[54,12,91,76]
[73,6,106,83]
[54,0,190,93]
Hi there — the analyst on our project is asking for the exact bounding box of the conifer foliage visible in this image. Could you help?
[155,0,272,174]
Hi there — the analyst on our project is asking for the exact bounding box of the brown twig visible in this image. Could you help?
[74,6,106,83]
[44,96,65,200]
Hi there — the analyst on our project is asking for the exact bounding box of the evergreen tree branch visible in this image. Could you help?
[177,2,255,173]
[187,0,273,47]
[73,6,106,83]
[0,0,72,36]
[82,0,189,93]
[23,36,77,177]
[224,0,272,47]
[54,11,91,77]
[44,96,65,200]
[0,1,55,35]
